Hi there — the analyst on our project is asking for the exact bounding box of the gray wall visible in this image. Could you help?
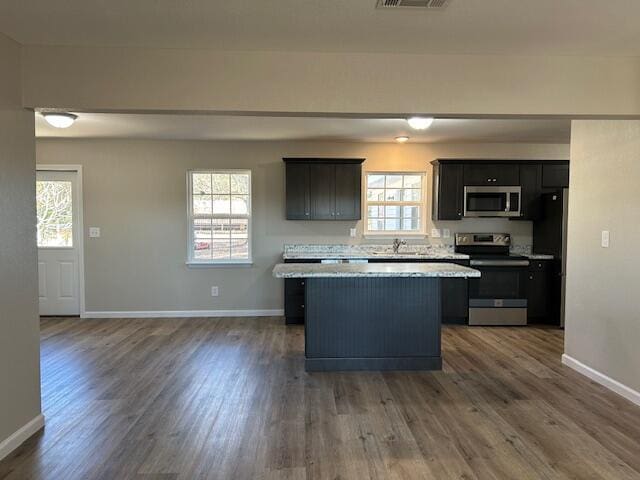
[0,34,41,444]
[37,138,568,313]
[565,120,640,392]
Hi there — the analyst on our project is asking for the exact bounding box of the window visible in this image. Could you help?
[36,180,73,247]
[187,170,251,264]
[365,172,425,234]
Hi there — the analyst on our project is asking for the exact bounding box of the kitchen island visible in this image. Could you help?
[273,262,480,371]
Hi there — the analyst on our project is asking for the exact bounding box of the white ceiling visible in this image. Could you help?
[2,0,640,55]
[35,114,570,144]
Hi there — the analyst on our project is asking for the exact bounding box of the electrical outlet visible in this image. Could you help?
[350,228,357,238]
[89,227,101,238]
[601,230,610,248]
[431,228,441,238]
[211,286,219,297]
[442,228,451,239]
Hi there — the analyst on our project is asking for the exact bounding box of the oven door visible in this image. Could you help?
[468,260,529,325]
[464,186,521,217]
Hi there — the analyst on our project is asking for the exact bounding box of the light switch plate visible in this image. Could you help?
[211,286,219,297]
[89,227,101,238]
[349,228,357,238]
[601,230,610,248]
[431,228,441,238]
[442,228,451,239]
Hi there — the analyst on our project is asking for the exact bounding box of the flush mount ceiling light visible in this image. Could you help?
[395,135,410,143]
[42,112,78,129]
[407,117,434,130]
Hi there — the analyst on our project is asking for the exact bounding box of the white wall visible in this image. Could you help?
[0,33,41,451]
[37,138,568,314]
[565,120,640,394]
[22,46,640,116]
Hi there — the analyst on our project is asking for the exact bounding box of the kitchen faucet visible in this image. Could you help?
[392,238,406,254]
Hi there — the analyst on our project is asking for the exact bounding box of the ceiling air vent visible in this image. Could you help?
[376,0,452,9]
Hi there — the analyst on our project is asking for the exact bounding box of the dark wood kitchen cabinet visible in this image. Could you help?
[432,162,464,220]
[284,258,470,325]
[518,163,543,221]
[432,159,569,222]
[542,163,570,189]
[441,278,469,324]
[309,163,335,220]
[527,259,552,322]
[334,163,362,220]
[285,278,306,325]
[284,163,310,219]
[284,158,364,221]
[463,163,520,186]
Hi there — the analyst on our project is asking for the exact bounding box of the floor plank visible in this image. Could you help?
[1,318,639,480]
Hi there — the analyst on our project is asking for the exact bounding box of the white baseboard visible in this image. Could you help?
[562,354,640,407]
[0,414,45,462]
[82,309,284,319]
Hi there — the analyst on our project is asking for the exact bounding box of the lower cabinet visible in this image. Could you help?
[284,279,306,324]
[284,259,319,324]
[527,259,558,323]
[284,258,470,325]
[441,278,469,324]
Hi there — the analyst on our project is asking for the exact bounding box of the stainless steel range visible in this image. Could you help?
[455,233,529,326]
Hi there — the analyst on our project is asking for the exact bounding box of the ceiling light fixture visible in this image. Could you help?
[407,117,434,130]
[395,135,410,143]
[42,112,78,129]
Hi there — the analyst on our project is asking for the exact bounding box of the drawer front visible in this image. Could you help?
[285,278,306,297]
[529,260,550,271]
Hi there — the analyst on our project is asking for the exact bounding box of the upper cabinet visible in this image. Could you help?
[432,162,463,221]
[518,164,543,221]
[431,160,569,221]
[284,162,310,219]
[284,158,364,221]
[463,163,520,186]
[542,163,570,188]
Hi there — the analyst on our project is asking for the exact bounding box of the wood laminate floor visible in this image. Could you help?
[1,317,639,480]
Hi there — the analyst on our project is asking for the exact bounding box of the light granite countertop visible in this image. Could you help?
[523,254,555,260]
[282,244,553,261]
[273,262,481,278]
[283,244,469,260]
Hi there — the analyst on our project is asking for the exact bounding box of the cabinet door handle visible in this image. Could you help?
[301,281,305,285]
[305,212,310,216]
[529,275,534,280]
[336,212,341,216]
[301,304,305,308]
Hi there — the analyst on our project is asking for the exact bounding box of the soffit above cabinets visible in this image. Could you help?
[3,0,640,56]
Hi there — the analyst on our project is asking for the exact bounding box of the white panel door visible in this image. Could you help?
[37,170,80,316]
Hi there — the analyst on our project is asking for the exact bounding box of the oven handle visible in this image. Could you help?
[470,260,530,267]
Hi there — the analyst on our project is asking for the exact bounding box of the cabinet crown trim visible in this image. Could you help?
[283,157,365,164]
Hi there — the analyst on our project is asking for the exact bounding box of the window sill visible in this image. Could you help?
[186,261,253,268]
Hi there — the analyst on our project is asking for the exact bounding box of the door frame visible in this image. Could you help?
[36,164,85,317]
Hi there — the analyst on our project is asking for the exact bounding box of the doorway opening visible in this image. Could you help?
[36,165,85,317]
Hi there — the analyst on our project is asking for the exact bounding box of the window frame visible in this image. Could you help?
[363,171,427,237]
[186,169,253,266]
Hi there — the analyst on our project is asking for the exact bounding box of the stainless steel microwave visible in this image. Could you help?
[463,186,521,217]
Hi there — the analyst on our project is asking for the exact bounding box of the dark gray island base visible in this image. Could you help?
[305,277,442,371]
[273,262,480,372]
